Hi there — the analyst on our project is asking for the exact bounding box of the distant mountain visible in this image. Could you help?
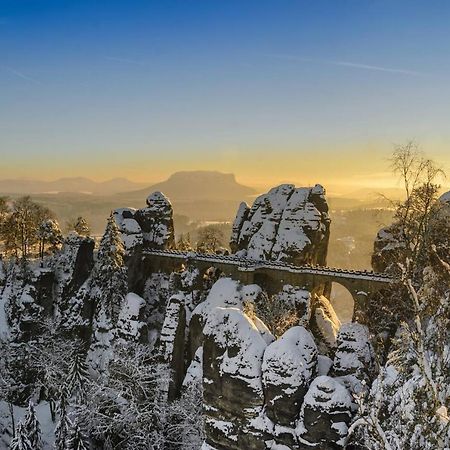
[0,177,147,195]
[123,171,257,202]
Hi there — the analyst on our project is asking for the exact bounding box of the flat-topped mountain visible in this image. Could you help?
[125,171,257,202]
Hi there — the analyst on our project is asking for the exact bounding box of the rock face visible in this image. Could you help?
[371,224,408,273]
[202,307,274,450]
[262,326,318,426]
[159,295,187,400]
[310,295,341,356]
[230,184,330,266]
[333,323,375,383]
[297,376,353,449]
[52,233,95,308]
[114,191,175,254]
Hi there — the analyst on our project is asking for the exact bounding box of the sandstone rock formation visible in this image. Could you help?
[310,295,341,356]
[202,306,274,450]
[230,184,330,266]
[262,326,318,428]
[296,376,353,449]
[159,294,187,400]
[52,232,95,308]
[114,191,175,253]
[371,223,408,273]
[333,323,375,383]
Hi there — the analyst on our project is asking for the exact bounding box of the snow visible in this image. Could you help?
[203,307,272,392]
[333,323,374,379]
[183,347,203,387]
[262,326,317,390]
[0,401,55,449]
[301,376,352,411]
[116,293,146,341]
[192,278,243,319]
[230,184,329,264]
[317,355,333,376]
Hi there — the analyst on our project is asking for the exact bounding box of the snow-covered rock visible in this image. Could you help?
[333,323,375,383]
[113,207,143,254]
[202,306,274,450]
[262,326,318,427]
[116,293,147,343]
[134,191,175,249]
[371,223,408,273]
[52,233,95,315]
[296,376,353,448]
[114,191,175,253]
[230,184,330,266]
[159,294,187,400]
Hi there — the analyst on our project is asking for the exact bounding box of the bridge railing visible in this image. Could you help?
[142,249,394,284]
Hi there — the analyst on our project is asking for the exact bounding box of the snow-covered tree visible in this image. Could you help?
[10,422,33,450]
[38,219,63,259]
[90,214,127,325]
[87,215,128,374]
[23,401,42,450]
[67,419,89,450]
[350,258,450,449]
[54,390,70,450]
[67,217,90,237]
[67,350,90,404]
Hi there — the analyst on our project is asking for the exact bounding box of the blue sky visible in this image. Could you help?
[1,0,450,188]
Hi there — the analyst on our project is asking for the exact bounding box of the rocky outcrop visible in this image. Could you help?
[52,233,95,309]
[333,323,375,384]
[296,376,354,449]
[159,295,187,400]
[371,223,408,273]
[310,295,341,356]
[114,191,175,254]
[202,307,274,450]
[262,327,318,428]
[135,192,175,249]
[116,293,147,343]
[230,184,330,266]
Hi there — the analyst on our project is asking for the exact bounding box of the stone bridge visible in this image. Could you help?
[142,250,394,320]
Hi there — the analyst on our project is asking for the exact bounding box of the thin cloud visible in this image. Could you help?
[268,54,427,77]
[3,66,41,84]
[104,56,146,66]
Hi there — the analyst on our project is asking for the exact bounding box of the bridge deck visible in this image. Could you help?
[142,249,394,284]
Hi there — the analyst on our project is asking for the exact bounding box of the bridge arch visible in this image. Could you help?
[330,282,355,323]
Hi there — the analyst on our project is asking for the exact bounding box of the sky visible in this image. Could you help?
[1,0,450,191]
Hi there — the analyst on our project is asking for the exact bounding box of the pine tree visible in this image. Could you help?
[91,214,127,325]
[10,422,33,450]
[54,389,70,450]
[67,350,89,404]
[23,401,42,450]
[73,217,90,236]
[67,419,89,450]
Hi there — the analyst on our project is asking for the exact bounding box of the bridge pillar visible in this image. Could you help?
[352,291,369,323]
[237,270,255,285]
